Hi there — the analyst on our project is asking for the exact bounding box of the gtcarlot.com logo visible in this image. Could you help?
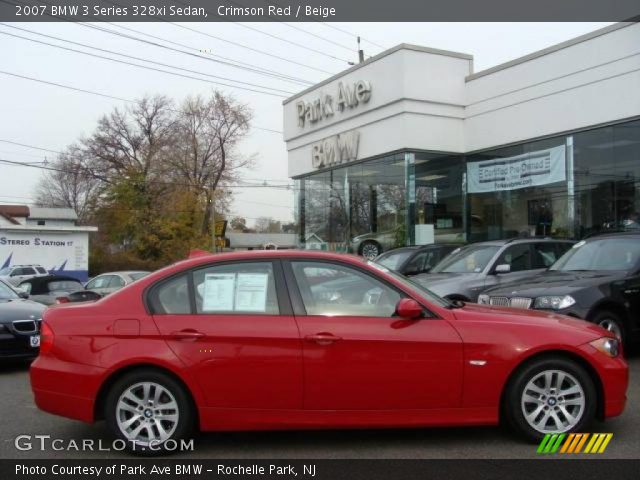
[537,433,613,454]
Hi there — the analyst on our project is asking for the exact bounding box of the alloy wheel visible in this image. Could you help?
[116,382,179,446]
[520,369,585,433]
[361,243,380,260]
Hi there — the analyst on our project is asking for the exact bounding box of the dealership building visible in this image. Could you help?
[284,22,640,254]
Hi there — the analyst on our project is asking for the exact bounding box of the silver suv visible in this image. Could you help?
[0,264,49,286]
[412,238,575,302]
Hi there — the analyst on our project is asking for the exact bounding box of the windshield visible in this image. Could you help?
[550,238,640,272]
[431,245,500,273]
[0,267,10,276]
[368,262,452,308]
[0,281,19,300]
[375,250,414,270]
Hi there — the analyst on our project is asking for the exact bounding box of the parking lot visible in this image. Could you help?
[1,352,638,459]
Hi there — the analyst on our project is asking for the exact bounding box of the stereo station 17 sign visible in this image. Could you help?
[467,145,566,193]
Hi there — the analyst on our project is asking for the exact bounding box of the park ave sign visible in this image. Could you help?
[311,130,360,169]
[296,80,372,128]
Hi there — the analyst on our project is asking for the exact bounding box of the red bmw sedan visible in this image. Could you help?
[30,250,627,452]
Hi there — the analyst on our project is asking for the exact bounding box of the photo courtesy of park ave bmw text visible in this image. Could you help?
[0,1,639,480]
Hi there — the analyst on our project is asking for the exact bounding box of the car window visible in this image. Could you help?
[0,281,19,299]
[48,280,83,292]
[551,238,640,271]
[495,244,531,272]
[405,251,434,273]
[375,250,413,270]
[22,267,36,275]
[431,245,500,273]
[11,268,26,276]
[193,262,279,315]
[532,242,559,269]
[36,267,47,274]
[87,276,110,289]
[129,272,149,281]
[155,274,190,314]
[108,276,126,288]
[291,261,401,317]
[17,282,32,295]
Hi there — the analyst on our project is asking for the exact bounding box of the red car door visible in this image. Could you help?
[286,260,463,410]
[150,260,303,409]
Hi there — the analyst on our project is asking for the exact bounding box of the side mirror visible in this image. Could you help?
[18,291,29,299]
[495,264,511,274]
[395,298,424,319]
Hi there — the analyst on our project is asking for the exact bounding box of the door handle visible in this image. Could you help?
[305,333,342,345]
[170,329,205,340]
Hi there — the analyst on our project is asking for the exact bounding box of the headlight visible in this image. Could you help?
[589,337,620,358]
[478,294,490,305]
[533,295,576,310]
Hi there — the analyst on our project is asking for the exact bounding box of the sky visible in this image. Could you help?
[0,21,613,227]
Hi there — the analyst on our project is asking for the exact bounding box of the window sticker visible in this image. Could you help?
[235,273,269,312]
[202,273,235,312]
[201,272,269,313]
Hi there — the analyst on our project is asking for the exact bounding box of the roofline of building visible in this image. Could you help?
[465,21,637,82]
[0,225,98,233]
[282,43,473,106]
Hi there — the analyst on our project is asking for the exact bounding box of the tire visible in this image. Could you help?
[360,241,381,260]
[503,356,597,442]
[104,369,195,455]
[592,310,627,347]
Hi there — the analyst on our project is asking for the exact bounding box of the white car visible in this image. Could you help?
[0,264,49,286]
[84,271,150,296]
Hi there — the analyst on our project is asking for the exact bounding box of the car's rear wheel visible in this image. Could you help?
[360,241,381,260]
[104,369,194,455]
[592,310,626,346]
[504,356,596,442]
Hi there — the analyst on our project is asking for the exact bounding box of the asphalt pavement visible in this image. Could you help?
[1,353,638,459]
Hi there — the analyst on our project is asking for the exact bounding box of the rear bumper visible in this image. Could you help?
[30,355,106,423]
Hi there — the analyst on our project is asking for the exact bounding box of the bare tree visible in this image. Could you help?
[34,145,101,224]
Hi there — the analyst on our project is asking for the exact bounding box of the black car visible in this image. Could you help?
[0,279,45,360]
[17,275,85,306]
[478,232,640,346]
[373,244,462,276]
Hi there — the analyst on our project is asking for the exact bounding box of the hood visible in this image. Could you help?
[0,298,46,323]
[484,270,626,297]
[453,302,607,344]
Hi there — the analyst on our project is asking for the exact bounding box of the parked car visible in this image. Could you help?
[16,275,85,306]
[0,279,44,359]
[57,290,103,304]
[32,250,627,453]
[478,232,640,346]
[373,244,462,276]
[84,271,150,296]
[350,229,399,259]
[412,238,575,302]
[0,264,48,286]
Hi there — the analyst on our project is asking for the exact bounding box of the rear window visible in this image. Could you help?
[129,272,149,281]
[375,250,413,270]
[48,280,83,292]
[36,267,47,274]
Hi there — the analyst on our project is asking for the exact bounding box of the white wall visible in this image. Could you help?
[284,23,640,178]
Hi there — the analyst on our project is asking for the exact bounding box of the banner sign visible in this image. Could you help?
[467,145,566,194]
[0,231,89,280]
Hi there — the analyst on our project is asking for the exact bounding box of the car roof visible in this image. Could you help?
[584,231,640,240]
[96,271,150,276]
[19,275,82,286]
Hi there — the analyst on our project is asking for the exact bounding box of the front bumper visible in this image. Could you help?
[577,342,628,419]
[0,333,38,359]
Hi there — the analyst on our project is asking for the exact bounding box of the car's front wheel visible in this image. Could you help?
[504,356,596,441]
[592,310,626,347]
[104,369,195,455]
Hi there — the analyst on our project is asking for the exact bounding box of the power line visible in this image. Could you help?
[100,22,314,86]
[0,26,293,97]
[0,70,283,134]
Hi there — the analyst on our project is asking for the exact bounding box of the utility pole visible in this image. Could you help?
[210,185,216,253]
[358,36,364,63]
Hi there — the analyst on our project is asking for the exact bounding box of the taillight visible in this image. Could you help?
[39,322,54,354]
[55,297,70,304]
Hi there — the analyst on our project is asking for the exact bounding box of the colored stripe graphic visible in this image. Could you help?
[537,433,613,454]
